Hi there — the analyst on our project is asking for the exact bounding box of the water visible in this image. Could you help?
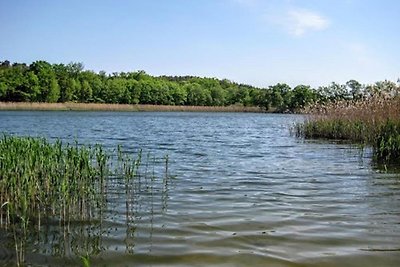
[0,111,399,266]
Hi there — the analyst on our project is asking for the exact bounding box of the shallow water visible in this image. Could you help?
[0,111,399,266]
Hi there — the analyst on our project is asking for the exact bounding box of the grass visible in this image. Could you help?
[0,135,167,266]
[295,96,400,163]
[0,101,263,113]
[0,136,108,265]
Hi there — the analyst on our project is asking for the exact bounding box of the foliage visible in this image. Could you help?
[1,60,399,112]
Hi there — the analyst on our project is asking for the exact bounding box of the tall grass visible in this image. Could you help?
[295,96,400,162]
[0,135,169,266]
[0,101,263,112]
[0,136,107,265]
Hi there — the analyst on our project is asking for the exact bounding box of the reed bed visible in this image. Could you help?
[295,96,400,162]
[0,135,166,266]
[0,102,263,113]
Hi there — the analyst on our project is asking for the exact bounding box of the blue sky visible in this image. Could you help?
[1,0,399,87]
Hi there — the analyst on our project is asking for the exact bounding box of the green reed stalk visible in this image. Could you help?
[295,96,400,163]
[0,135,168,266]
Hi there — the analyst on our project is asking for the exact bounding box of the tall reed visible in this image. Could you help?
[295,96,400,162]
[0,136,107,265]
[0,102,263,113]
[0,135,169,266]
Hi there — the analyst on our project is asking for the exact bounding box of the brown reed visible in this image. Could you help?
[0,102,263,113]
[296,96,400,162]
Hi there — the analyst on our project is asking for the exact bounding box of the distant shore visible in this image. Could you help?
[0,102,264,113]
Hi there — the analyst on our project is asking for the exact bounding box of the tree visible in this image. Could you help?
[346,79,363,100]
[0,60,11,68]
[237,87,252,106]
[210,85,226,106]
[139,79,156,104]
[290,85,315,110]
[169,82,187,105]
[105,78,128,103]
[29,61,60,102]
[24,71,41,101]
[54,63,75,102]
[269,83,292,111]
[0,64,26,101]
[253,89,270,111]
[225,85,239,105]
[66,62,84,78]
[79,70,104,102]
[79,80,92,102]
[185,82,208,106]
[374,80,398,97]
[0,82,6,99]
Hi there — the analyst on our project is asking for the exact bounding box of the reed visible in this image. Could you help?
[0,136,105,265]
[0,101,263,113]
[295,96,400,162]
[0,135,168,266]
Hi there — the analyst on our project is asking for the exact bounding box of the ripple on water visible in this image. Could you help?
[0,112,399,266]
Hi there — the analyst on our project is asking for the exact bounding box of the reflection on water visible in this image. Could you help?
[0,157,171,266]
[0,111,399,266]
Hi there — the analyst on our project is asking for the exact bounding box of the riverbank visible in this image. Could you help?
[0,102,264,112]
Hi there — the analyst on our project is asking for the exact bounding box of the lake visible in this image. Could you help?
[0,111,399,266]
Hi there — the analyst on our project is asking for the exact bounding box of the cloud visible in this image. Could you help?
[232,0,330,37]
[286,8,330,36]
[265,7,329,37]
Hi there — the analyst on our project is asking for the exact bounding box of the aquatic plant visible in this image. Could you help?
[0,135,169,266]
[376,120,400,162]
[295,96,400,163]
[0,101,263,113]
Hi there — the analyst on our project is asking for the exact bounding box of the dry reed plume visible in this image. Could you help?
[0,102,262,113]
[296,96,400,162]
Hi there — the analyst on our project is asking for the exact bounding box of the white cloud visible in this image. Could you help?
[286,8,330,36]
[232,0,330,36]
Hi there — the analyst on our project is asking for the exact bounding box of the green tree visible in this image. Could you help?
[269,83,292,111]
[79,80,92,102]
[54,64,73,102]
[210,85,226,106]
[139,79,156,104]
[24,71,41,101]
[185,82,208,106]
[105,78,129,103]
[170,82,187,105]
[290,85,315,110]
[126,79,140,104]
[29,61,60,102]
[346,79,363,100]
[253,89,271,111]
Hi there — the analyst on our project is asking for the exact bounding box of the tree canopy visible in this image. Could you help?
[0,60,398,112]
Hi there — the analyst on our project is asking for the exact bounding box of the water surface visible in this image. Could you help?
[0,111,399,266]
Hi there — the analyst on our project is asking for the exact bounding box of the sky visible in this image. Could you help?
[0,0,399,88]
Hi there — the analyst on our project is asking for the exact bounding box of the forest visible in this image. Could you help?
[0,60,398,112]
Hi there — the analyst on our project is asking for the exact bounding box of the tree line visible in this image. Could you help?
[0,60,399,112]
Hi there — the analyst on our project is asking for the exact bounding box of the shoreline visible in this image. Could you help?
[0,102,264,113]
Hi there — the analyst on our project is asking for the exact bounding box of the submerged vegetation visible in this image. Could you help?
[0,135,169,266]
[296,87,400,162]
